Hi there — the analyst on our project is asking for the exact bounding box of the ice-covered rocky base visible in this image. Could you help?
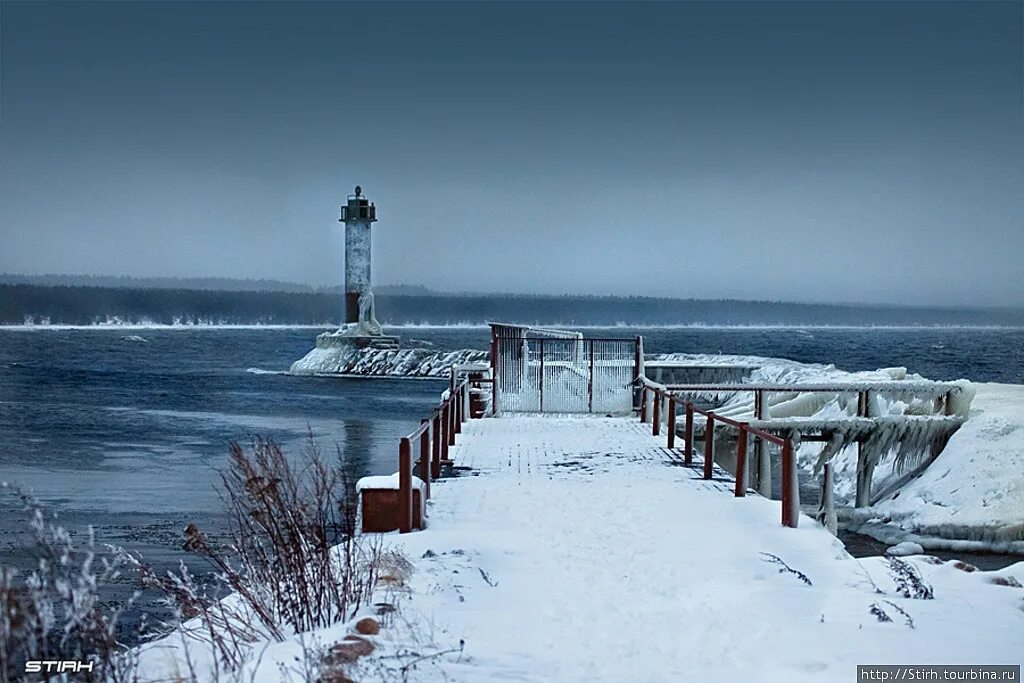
[290,334,487,377]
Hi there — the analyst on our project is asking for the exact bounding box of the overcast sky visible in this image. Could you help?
[1,1,1021,305]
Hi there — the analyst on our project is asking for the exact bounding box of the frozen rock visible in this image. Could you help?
[885,541,924,556]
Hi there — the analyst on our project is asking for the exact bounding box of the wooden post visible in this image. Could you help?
[816,462,837,534]
[855,389,871,507]
[652,390,661,436]
[781,439,799,528]
[640,387,648,422]
[684,402,694,466]
[735,427,748,497]
[454,387,462,435]
[447,399,456,446]
[441,403,450,462]
[431,412,442,478]
[667,396,676,449]
[419,420,431,500]
[755,389,771,497]
[703,412,715,480]
[398,438,413,534]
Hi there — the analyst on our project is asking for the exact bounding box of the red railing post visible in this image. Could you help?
[398,438,413,534]
[431,412,442,478]
[640,387,648,422]
[684,402,694,465]
[735,427,748,497]
[667,396,676,449]
[781,439,799,528]
[419,419,431,501]
[444,401,452,448]
[703,412,715,480]
[652,390,661,436]
[441,403,450,462]
[454,388,462,435]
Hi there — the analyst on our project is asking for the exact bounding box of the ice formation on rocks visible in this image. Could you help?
[290,343,488,377]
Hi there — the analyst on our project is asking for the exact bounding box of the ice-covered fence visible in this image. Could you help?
[639,378,971,513]
[489,323,641,414]
[639,379,801,528]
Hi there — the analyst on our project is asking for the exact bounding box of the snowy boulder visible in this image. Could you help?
[885,541,924,557]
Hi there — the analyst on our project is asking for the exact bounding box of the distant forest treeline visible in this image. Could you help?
[3,284,1023,327]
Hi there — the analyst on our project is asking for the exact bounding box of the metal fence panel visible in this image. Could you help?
[494,335,636,414]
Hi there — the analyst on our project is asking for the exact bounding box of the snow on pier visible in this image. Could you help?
[385,414,1023,681]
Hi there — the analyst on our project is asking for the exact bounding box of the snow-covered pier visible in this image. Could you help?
[379,409,1023,680]
[349,325,1022,678]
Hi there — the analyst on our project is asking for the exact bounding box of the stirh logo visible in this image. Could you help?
[24,660,96,674]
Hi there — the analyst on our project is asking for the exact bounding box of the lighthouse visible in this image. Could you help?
[341,185,377,327]
[331,185,398,348]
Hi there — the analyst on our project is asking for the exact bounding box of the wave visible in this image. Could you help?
[245,367,289,375]
[1,323,333,331]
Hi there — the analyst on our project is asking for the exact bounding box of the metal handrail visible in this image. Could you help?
[663,381,962,394]
[393,379,474,533]
[639,380,800,528]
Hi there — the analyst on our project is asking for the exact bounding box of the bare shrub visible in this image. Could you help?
[886,557,934,600]
[2,434,383,681]
[130,436,383,674]
[758,552,813,586]
[0,482,140,683]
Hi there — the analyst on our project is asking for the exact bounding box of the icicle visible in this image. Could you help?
[814,463,838,535]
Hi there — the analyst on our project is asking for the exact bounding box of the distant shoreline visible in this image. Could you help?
[5,283,1023,328]
[3,323,1024,331]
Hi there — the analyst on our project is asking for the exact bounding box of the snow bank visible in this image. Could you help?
[850,383,1024,552]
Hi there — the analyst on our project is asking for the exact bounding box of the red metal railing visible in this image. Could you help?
[394,378,473,533]
[639,380,800,528]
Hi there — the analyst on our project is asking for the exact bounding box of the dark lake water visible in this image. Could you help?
[1,325,1021,632]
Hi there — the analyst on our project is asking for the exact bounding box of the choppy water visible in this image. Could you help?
[1,325,1021,632]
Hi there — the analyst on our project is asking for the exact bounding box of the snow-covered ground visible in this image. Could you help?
[374,416,1023,681]
[134,415,1024,681]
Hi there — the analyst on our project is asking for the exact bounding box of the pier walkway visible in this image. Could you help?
[384,413,1013,682]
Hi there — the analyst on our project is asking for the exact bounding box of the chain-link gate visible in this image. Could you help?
[490,325,641,414]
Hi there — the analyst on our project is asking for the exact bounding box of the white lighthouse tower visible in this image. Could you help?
[289,185,399,373]
[341,186,377,329]
[329,185,398,349]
